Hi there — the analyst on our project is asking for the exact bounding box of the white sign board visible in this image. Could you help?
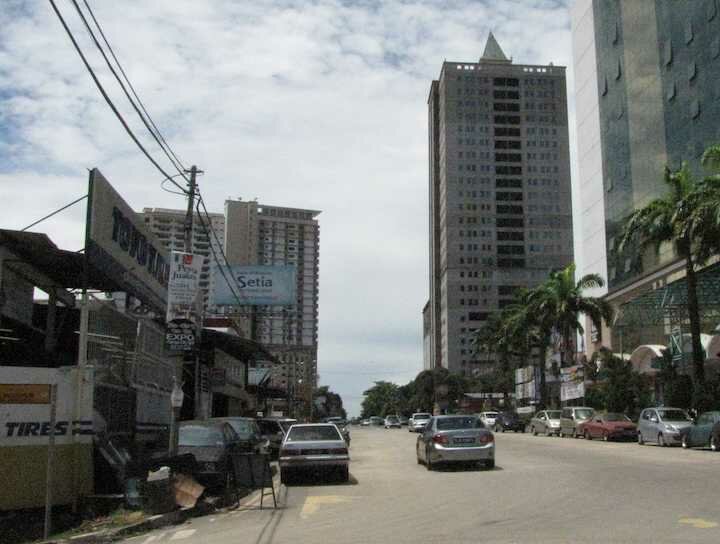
[166,252,204,323]
[212,265,297,306]
[560,365,585,401]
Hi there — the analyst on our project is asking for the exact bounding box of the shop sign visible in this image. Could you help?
[212,265,296,306]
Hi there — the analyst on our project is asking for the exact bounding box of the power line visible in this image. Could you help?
[67,0,188,190]
[80,0,187,174]
[47,0,187,193]
[21,194,88,231]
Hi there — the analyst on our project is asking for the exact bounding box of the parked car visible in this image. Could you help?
[493,412,525,433]
[578,412,637,441]
[681,411,720,450]
[210,417,269,454]
[478,411,500,428]
[399,416,409,426]
[559,406,595,438]
[409,412,432,432]
[370,416,385,426]
[384,415,401,428]
[529,410,562,436]
[360,419,371,426]
[324,416,351,444]
[279,423,350,483]
[416,415,494,470]
[257,417,295,457]
[637,407,692,446]
[177,420,242,496]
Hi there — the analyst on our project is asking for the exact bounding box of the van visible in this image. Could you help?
[559,406,595,438]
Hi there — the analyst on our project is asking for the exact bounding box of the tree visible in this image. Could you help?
[313,386,346,420]
[360,381,402,419]
[618,146,720,408]
[586,349,652,418]
[526,264,614,370]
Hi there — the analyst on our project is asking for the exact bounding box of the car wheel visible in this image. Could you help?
[681,434,690,449]
[425,447,434,471]
[584,429,592,440]
[658,433,666,447]
[532,426,537,436]
[602,431,609,442]
[545,427,552,437]
[485,459,495,469]
[416,444,423,464]
[637,432,644,445]
[558,430,564,438]
[572,428,578,439]
[711,435,719,452]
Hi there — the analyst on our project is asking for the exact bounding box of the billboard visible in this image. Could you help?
[514,366,540,400]
[85,169,169,313]
[212,265,297,306]
[560,365,585,401]
[165,252,203,351]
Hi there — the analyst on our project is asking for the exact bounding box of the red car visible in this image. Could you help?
[578,412,637,441]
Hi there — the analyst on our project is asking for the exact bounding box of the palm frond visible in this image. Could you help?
[701,144,720,172]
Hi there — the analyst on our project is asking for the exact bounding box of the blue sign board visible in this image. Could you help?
[212,265,297,306]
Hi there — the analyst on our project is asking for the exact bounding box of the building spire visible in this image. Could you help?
[481,32,510,64]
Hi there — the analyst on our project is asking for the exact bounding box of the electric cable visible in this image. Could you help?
[68,0,189,187]
[21,194,88,231]
[81,0,188,174]
[47,0,187,193]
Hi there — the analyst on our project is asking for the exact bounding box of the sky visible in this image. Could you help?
[0,0,576,417]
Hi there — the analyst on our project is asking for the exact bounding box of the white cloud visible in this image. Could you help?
[0,0,574,416]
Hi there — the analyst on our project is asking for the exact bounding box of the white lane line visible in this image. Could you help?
[169,529,197,540]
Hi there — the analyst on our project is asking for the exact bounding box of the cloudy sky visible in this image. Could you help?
[0,0,575,416]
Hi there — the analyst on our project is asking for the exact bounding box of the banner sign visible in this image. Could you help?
[85,169,169,313]
[212,265,297,306]
[560,365,585,401]
[165,252,203,351]
[514,366,539,400]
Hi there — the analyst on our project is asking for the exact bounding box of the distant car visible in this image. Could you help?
[257,418,296,457]
[478,412,500,428]
[384,415,401,428]
[493,412,525,433]
[177,420,242,497]
[529,410,562,436]
[559,407,595,438]
[578,412,637,441]
[416,415,494,470]
[681,411,720,450]
[370,416,384,426]
[360,419,371,426]
[279,423,350,483]
[409,412,432,432]
[637,407,692,446]
[325,416,351,445]
[399,416,409,426]
[210,417,269,454]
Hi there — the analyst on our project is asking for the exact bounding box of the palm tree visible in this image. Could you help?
[526,264,614,371]
[618,147,720,397]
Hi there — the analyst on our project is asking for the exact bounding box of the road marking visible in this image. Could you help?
[169,529,197,540]
[679,518,719,529]
[300,495,351,519]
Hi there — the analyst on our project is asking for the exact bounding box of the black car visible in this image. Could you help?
[210,417,269,454]
[257,417,297,458]
[493,412,525,433]
[177,420,243,495]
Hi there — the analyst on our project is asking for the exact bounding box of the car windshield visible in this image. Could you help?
[658,410,691,421]
[287,426,342,442]
[387,416,398,421]
[484,412,499,417]
[546,411,562,419]
[414,414,430,420]
[436,417,482,430]
[178,425,225,447]
[605,413,630,422]
[224,419,255,438]
[575,409,594,419]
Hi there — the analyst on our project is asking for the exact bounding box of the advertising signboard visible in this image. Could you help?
[212,265,297,306]
[560,365,585,401]
[515,366,539,400]
[165,252,203,351]
[85,169,169,313]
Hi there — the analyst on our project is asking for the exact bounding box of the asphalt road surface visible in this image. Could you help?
[124,426,720,543]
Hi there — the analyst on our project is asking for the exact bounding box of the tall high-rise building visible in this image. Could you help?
[427,33,574,375]
[141,207,226,310]
[571,0,720,353]
[224,200,321,405]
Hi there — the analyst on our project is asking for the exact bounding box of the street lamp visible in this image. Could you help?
[169,378,185,456]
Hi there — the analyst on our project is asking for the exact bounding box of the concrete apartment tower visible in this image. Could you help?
[571,0,720,358]
[224,200,321,410]
[141,207,226,310]
[426,33,574,375]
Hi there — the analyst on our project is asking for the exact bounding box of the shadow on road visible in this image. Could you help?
[283,470,359,487]
[431,462,503,473]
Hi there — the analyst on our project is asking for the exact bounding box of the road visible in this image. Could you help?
[124,426,720,543]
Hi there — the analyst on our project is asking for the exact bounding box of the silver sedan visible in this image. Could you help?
[416,415,495,470]
[529,410,562,436]
[279,424,350,483]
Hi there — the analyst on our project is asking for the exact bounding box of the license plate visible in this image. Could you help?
[454,437,475,444]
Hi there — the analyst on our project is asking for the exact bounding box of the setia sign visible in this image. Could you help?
[165,252,203,352]
[212,265,297,306]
